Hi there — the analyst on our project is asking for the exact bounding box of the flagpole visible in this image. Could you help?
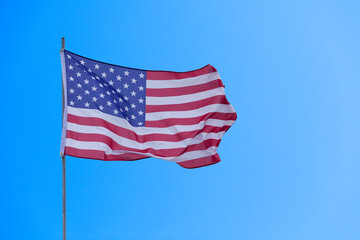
[61,154,66,240]
[61,37,66,240]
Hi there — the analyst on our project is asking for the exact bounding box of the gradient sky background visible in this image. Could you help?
[2,0,360,239]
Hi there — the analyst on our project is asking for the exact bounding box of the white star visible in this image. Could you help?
[99,83,103,88]
[138,85,144,91]
[118,98,123,102]
[76,72,82,77]
[123,83,129,89]
[116,75,122,81]
[77,83,82,88]
[131,78,137,84]
[67,54,71,59]
[100,93,105,98]
[131,91,136,96]
[120,108,123,112]
[109,80,114,86]
[113,109,118,115]
[77,95,82,100]
[69,76,74,81]
[101,72,107,78]
[109,67,115,73]
[80,59,85,65]
[106,91,111,95]
[113,99,117,103]
[85,90,90,95]
[139,73,145,78]
[126,117,129,121]
[112,90,115,94]
[138,110,144,116]
[138,121,143,126]
[138,98,144,103]
[69,88,75,94]
[85,102,90,107]
[131,115,136,119]
[91,76,95,80]
[99,105,104,110]
[92,86,97,91]
[88,68,92,72]
[84,79,89,84]
[131,103,136,109]
[75,62,79,66]
[124,106,129,111]
[69,101,75,106]
[116,88,121,93]
[96,76,100,80]
[124,96,129,101]
[107,101,112,106]
[95,64,100,69]
[124,70,129,76]
[68,65,74,70]
[92,97,98,102]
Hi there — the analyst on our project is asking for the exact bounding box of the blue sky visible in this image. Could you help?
[2,0,360,239]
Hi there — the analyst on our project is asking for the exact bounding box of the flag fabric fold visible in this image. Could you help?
[60,50,237,168]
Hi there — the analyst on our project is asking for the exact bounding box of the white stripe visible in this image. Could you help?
[147,72,220,89]
[146,87,225,105]
[65,139,217,162]
[68,107,234,134]
[67,122,225,150]
[203,118,235,127]
[172,147,217,162]
[146,104,235,121]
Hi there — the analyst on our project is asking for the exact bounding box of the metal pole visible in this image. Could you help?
[61,37,66,240]
[61,154,66,240]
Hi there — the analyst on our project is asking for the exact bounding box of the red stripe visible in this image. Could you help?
[146,79,224,97]
[145,112,237,128]
[146,95,230,113]
[147,65,217,80]
[68,114,231,142]
[66,130,221,158]
[177,153,220,169]
[65,147,148,161]
[65,146,218,169]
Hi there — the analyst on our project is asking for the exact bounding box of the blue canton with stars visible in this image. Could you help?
[64,50,146,127]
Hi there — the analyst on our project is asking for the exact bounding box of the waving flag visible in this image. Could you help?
[60,50,236,168]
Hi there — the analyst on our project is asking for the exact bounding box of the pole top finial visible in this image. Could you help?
[61,37,65,50]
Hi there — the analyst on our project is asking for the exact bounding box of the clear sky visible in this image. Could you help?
[2,0,360,239]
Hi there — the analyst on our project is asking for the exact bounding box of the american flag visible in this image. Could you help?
[60,50,236,168]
